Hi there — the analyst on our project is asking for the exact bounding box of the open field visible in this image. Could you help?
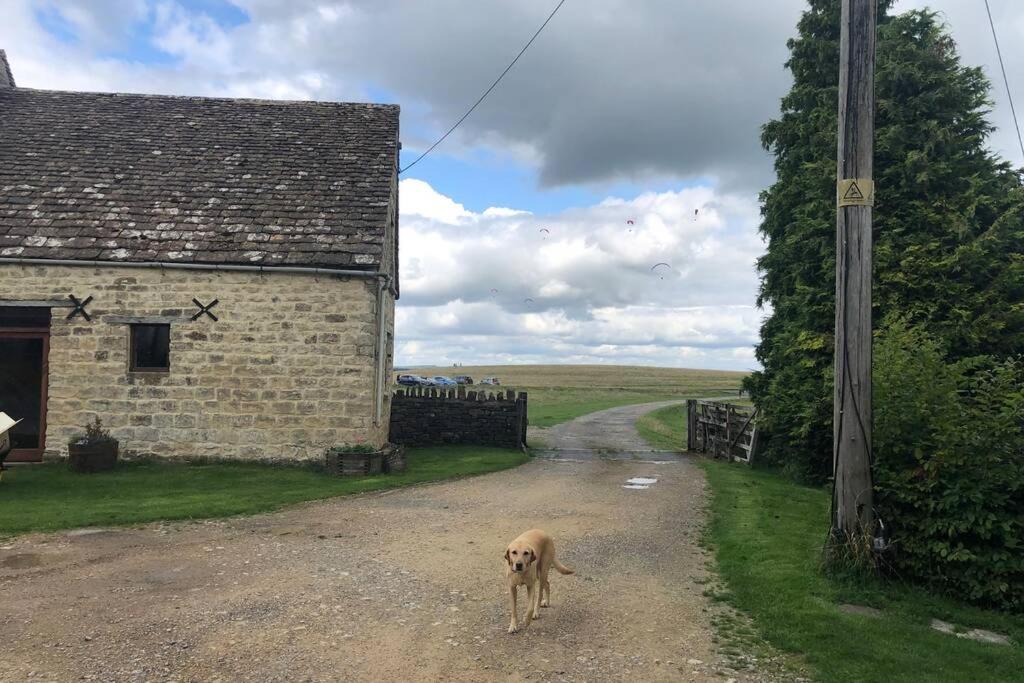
[701,460,1024,682]
[403,364,747,427]
[0,447,527,537]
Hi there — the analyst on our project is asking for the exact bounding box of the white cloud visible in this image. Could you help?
[396,179,764,369]
[400,179,473,224]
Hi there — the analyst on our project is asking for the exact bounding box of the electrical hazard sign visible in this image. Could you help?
[837,178,874,207]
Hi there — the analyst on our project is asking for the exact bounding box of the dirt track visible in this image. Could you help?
[530,397,738,453]
[530,400,684,453]
[2,409,771,682]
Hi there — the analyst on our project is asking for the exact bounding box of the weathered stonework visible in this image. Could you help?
[0,264,395,461]
[389,387,527,449]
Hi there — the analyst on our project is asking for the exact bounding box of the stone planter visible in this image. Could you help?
[326,448,384,477]
[68,440,119,473]
[382,444,406,474]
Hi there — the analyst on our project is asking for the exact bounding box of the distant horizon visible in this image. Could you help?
[396,362,750,374]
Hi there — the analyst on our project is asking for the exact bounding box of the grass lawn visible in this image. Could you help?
[701,460,1024,682]
[635,402,687,450]
[404,364,747,427]
[0,446,528,537]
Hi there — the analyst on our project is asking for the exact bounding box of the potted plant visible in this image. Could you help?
[68,417,119,473]
[382,443,406,474]
[325,443,383,476]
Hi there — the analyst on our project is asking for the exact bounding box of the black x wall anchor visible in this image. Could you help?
[191,298,219,322]
[66,294,93,321]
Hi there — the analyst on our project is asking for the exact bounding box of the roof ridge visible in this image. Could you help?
[4,86,399,111]
[0,49,15,88]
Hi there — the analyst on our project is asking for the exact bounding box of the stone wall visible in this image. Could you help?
[389,387,527,448]
[0,263,394,461]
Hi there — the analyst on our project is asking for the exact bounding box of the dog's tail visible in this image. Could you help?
[553,559,575,575]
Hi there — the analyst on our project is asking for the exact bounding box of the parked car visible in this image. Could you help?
[480,377,501,385]
[418,376,439,386]
[396,374,421,386]
[453,375,474,385]
[432,376,457,386]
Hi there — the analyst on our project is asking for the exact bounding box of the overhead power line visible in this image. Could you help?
[984,0,1024,164]
[399,0,568,175]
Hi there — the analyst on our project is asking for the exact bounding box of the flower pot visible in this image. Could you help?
[382,444,406,474]
[68,440,119,473]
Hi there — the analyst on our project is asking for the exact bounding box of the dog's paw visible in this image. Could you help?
[508,623,519,634]
[540,599,550,608]
[531,611,540,620]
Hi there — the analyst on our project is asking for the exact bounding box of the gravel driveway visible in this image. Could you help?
[2,405,772,682]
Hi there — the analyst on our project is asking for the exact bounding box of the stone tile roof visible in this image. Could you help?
[0,88,399,270]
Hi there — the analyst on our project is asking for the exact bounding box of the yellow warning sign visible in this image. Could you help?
[837,178,874,207]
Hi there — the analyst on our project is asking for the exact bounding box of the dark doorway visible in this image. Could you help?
[0,307,51,462]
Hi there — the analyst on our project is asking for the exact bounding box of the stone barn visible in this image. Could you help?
[0,50,400,462]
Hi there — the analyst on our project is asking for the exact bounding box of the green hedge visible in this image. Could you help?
[874,322,1024,610]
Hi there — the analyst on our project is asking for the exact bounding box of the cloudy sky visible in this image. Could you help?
[2,0,1022,370]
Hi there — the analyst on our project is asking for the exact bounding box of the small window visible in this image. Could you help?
[130,324,170,372]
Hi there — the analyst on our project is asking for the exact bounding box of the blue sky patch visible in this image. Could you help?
[32,4,79,45]
[400,147,712,215]
[177,0,249,30]
[34,0,249,65]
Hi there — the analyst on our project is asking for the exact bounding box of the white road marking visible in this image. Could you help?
[622,484,650,490]
[626,477,658,485]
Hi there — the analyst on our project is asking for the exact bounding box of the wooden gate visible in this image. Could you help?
[686,400,759,463]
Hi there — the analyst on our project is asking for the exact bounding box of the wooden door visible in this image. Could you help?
[0,308,51,463]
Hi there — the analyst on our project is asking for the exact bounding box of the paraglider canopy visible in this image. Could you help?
[650,262,672,280]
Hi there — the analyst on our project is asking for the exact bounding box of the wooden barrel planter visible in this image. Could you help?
[68,439,119,473]
[326,444,405,476]
[326,447,383,477]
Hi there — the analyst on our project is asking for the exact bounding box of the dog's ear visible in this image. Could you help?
[526,547,537,565]
[504,548,511,565]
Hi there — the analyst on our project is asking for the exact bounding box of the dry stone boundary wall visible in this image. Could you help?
[389,386,527,449]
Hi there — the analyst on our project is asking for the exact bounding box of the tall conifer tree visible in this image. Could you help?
[749,0,1024,480]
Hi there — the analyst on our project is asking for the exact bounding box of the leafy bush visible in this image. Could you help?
[70,416,116,446]
[874,322,1024,610]
[327,444,379,455]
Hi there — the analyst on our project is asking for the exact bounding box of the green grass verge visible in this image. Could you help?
[635,403,687,450]
[0,446,528,537]
[700,460,1024,682]
[528,390,680,428]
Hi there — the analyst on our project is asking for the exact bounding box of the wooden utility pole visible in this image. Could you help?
[832,0,875,539]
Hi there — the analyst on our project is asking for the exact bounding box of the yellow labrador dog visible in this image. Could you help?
[504,528,574,633]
